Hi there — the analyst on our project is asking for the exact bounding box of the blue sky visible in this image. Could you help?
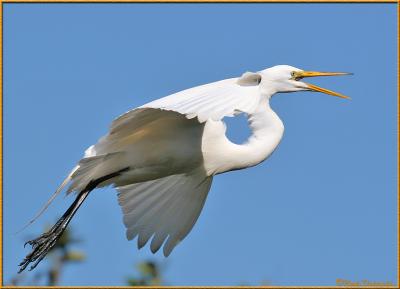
[3,3,397,286]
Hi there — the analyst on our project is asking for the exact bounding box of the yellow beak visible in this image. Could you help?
[294,71,352,99]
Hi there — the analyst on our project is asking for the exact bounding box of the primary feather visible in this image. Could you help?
[117,169,212,256]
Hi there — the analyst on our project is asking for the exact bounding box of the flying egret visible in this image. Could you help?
[18,65,351,272]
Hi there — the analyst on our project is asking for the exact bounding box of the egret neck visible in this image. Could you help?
[202,98,284,175]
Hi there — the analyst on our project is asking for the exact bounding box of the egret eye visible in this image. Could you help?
[291,71,302,81]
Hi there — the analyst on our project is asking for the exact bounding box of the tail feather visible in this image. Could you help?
[66,152,124,194]
[15,166,79,234]
[17,151,126,234]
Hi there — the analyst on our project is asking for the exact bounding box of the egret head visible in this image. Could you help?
[238,65,351,99]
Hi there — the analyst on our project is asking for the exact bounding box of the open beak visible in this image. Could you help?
[294,71,352,99]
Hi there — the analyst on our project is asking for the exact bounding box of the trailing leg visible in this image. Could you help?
[18,167,129,273]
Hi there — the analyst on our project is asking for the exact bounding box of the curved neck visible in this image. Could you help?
[219,100,284,173]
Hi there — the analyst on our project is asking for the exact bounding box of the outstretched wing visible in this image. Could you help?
[69,109,204,193]
[117,169,212,256]
[24,72,258,239]
[116,76,260,124]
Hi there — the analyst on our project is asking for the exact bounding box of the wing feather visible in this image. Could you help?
[117,169,212,256]
[139,77,260,123]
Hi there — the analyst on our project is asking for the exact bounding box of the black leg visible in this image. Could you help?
[18,167,129,273]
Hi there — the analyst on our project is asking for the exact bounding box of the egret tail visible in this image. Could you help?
[18,167,129,273]
[15,166,79,235]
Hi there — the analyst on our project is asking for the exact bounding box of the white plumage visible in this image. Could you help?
[19,65,350,272]
[118,170,212,256]
[143,77,260,122]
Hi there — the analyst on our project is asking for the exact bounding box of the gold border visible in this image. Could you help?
[1,286,399,289]
[0,0,398,2]
[0,1,398,288]
[1,0,3,287]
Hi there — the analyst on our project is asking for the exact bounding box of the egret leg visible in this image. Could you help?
[18,167,129,273]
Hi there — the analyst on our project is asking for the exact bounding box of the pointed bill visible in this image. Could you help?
[296,71,352,78]
[293,70,352,99]
[305,82,351,99]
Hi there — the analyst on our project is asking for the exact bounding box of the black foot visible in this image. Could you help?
[18,216,68,273]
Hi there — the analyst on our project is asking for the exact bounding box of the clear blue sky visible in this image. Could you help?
[4,3,397,286]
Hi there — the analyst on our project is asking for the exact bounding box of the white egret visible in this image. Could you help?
[19,65,350,272]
